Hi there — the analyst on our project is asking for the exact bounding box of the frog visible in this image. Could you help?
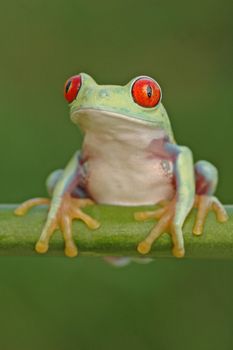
[15,73,228,259]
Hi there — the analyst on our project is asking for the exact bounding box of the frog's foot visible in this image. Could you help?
[15,194,100,257]
[134,199,184,258]
[36,193,100,257]
[193,195,228,235]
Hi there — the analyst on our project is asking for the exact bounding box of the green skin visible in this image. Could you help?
[22,73,225,259]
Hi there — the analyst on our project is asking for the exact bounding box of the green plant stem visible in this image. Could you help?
[0,204,232,259]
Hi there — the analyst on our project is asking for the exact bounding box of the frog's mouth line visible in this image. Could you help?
[71,108,158,127]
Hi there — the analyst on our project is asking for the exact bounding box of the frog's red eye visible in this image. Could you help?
[64,75,82,103]
[131,77,161,108]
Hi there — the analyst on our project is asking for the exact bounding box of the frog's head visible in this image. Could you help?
[64,73,174,140]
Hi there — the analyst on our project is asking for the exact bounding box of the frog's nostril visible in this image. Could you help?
[99,89,109,98]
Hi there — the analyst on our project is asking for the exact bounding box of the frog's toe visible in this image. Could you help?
[71,207,101,229]
[193,195,228,236]
[134,206,167,221]
[137,241,152,255]
[60,212,79,257]
[68,196,100,229]
[172,246,185,258]
[15,198,50,216]
[193,195,210,235]
[35,240,49,254]
[212,197,228,223]
[65,241,78,258]
[75,198,95,208]
[137,205,173,255]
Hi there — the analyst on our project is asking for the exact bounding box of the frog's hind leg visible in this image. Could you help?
[193,160,228,235]
[46,169,64,196]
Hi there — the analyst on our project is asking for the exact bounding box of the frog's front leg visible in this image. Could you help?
[15,151,100,257]
[136,144,196,258]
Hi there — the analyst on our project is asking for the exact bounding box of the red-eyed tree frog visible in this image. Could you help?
[15,73,228,260]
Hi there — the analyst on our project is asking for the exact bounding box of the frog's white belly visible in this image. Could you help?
[87,158,174,205]
[84,138,175,206]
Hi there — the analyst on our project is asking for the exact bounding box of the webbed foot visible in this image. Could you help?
[135,199,185,258]
[134,195,228,258]
[15,194,100,257]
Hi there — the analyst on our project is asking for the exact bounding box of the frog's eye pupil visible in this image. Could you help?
[147,85,152,98]
[65,80,72,94]
[64,75,82,103]
[131,77,161,108]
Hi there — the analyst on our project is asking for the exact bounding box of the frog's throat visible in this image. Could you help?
[70,107,163,128]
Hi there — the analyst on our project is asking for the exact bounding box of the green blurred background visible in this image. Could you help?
[0,0,233,349]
